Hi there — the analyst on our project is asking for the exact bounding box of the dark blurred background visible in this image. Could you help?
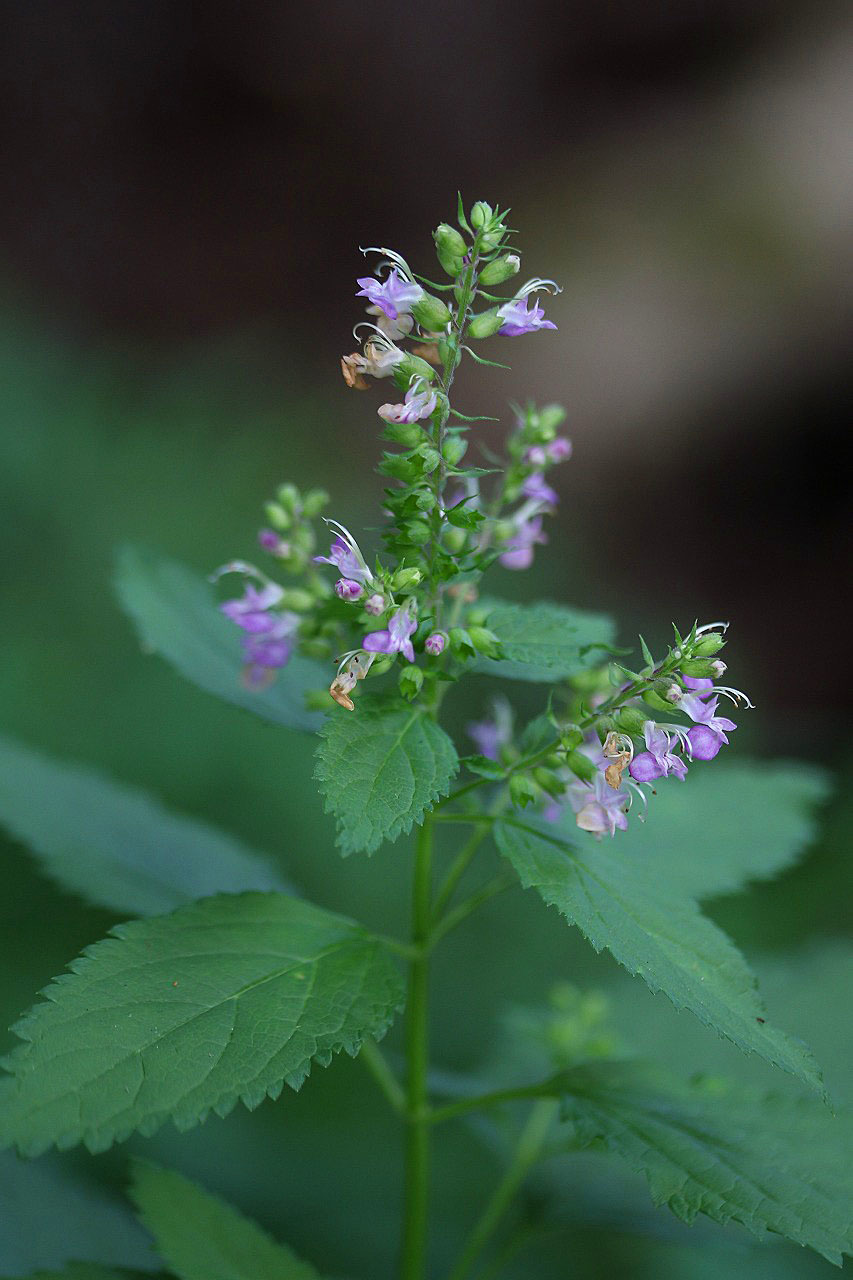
[0,3,851,1278]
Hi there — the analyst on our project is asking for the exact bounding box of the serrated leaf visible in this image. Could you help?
[130,1162,322,1280]
[0,735,290,916]
[604,762,829,901]
[314,698,458,855]
[115,546,325,733]
[0,892,404,1156]
[493,816,823,1093]
[561,1073,853,1264]
[471,600,616,682]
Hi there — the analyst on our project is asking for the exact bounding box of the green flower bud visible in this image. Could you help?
[538,404,567,434]
[276,483,300,513]
[509,772,539,810]
[442,526,467,554]
[290,525,315,555]
[467,309,502,339]
[651,677,683,704]
[392,355,437,390]
[468,625,501,657]
[560,726,583,752]
[641,689,678,713]
[533,767,565,799]
[301,488,330,519]
[398,664,424,701]
[467,607,489,627]
[411,293,452,331]
[437,337,462,369]
[470,201,494,230]
[565,749,597,782]
[383,420,424,447]
[478,253,521,285]
[371,655,395,677]
[433,223,467,276]
[679,657,720,678]
[442,435,467,465]
[278,589,315,611]
[449,627,476,657]
[264,501,290,531]
[693,632,726,656]
[392,567,422,591]
[615,706,648,736]
[404,520,432,546]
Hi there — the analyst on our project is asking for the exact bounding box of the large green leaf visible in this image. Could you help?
[471,600,616,682]
[604,761,829,900]
[115,546,326,733]
[0,892,404,1156]
[130,1162,322,1280]
[561,1072,853,1264]
[493,816,823,1093]
[0,735,290,916]
[315,697,458,855]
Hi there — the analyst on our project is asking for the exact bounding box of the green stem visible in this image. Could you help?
[429,1077,560,1127]
[431,827,490,920]
[445,1100,558,1280]
[428,873,514,951]
[360,1038,406,1115]
[402,815,434,1280]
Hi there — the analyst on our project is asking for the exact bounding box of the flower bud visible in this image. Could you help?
[442,526,467,554]
[641,688,678,713]
[364,593,386,616]
[392,567,422,591]
[398,664,424,701]
[392,355,437,390]
[711,659,727,678]
[404,520,432,546]
[478,253,521,285]
[411,294,452,332]
[509,772,539,809]
[424,631,446,656]
[383,420,424,447]
[693,632,726,656]
[264,501,291,531]
[538,404,567,434]
[335,578,363,602]
[467,309,502,339]
[449,627,476,657]
[468,625,501,657]
[565,749,597,782]
[442,436,467,465]
[470,201,494,230]
[301,488,330,519]
[679,657,721,678]
[533,767,565,799]
[614,706,647,736]
[276,483,300,513]
[433,223,467,276]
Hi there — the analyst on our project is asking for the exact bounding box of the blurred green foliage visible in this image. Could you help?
[0,312,849,1278]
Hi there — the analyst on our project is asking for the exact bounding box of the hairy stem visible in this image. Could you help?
[445,1099,558,1280]
[402,815,434,1279]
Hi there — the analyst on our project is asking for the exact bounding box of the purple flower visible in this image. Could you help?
[682,675,714,694]
[240,612,300,687]
[467,697,513,760]
[377,384,438,425]
[335,577,363,601]
[521,472,558,506]
[425,631,446,656]
[356,268,423,321]
[314,527,372,584]
[568,773,629,839]
[497,296,557,337]
[258,528,281,551]
[682,692,737,761]
[629,721,688,783]
[547,437,572,462]
[220,583,284,634]
[363,604,417,663]
[499,515,547,570]
[524,445,548,466]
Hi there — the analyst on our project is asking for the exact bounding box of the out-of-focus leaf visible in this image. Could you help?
[470,600,616,682]
[115,547,325,734]
[0,736,290,916]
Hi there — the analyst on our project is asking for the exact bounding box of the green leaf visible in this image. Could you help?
[493,816,823,1093]
[115,546,326,733]
[314,697,458,855]
[0,892,404,1156]
[130,1162,322,1280]
[561,1072,853,1264]
[4,1268,150,1280]
[608,761,829,900]
[460,754,507,780]
[0,735,290,916]
[471,600,616,682]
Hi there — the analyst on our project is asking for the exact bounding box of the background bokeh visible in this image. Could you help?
[0,4,850,1277]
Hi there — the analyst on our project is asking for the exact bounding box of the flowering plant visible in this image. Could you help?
[0,199,849,1279]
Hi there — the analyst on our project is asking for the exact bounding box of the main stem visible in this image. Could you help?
[402,815,433,1279]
